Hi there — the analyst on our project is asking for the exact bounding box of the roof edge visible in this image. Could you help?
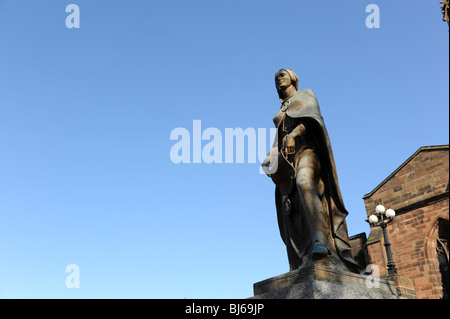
[362,145,449,199]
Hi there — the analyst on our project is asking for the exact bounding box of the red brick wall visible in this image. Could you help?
[364,148,448,213]
[364,147,449,299]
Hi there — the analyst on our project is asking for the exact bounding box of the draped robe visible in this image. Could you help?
[266,89,363,273]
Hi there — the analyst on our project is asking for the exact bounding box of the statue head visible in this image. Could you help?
[275,69,299,102]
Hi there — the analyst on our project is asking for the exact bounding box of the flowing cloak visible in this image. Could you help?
[271,89,362,272]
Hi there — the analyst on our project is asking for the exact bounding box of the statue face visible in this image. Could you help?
[276,70,292,90]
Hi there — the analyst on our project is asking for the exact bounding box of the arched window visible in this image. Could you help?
[436,218,449,299]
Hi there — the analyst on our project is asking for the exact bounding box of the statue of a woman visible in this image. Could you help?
[262,69,363,274]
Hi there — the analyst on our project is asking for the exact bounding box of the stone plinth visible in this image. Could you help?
[388,275,417,299]
[252,264,399,299]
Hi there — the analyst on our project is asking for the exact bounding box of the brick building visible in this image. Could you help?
[351,145,449,299]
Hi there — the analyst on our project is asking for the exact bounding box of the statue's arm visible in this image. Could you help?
[284,89,317,153]
[284,123,306,154]
[288,123,306,139]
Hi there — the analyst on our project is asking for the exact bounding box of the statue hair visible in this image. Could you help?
[275,69,299,102]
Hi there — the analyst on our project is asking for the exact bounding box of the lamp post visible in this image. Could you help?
[367,204,398,277]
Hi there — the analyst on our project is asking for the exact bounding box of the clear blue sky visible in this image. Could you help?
[0,0,448,298]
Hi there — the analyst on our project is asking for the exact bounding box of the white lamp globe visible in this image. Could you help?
[385,208,396,219]
[369,214,379,224]
[375,204,386,214]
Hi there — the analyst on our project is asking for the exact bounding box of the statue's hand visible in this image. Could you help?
[284,136,296,154]
[283,124,305,155]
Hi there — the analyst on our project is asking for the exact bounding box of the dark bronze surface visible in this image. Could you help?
[263,69,364,274]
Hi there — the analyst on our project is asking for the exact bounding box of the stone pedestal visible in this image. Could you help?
[252,263,399,299]
[387,275,417,299]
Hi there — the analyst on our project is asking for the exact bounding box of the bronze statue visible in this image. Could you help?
[262,69,363,274]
